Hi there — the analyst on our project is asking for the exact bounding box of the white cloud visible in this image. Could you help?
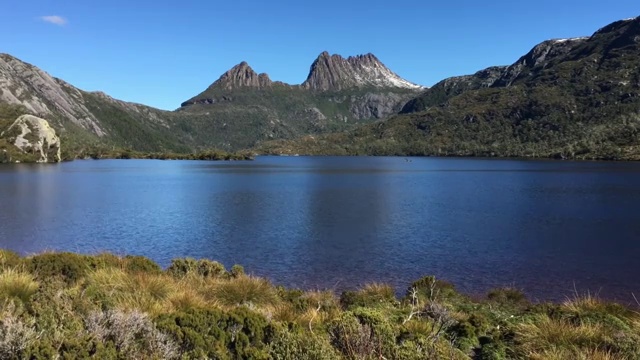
[40,15,67,26]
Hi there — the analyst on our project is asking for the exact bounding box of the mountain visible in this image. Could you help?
[302,52,422,91]
[259,16,640,160]
[0,53,196,157]
[0,51,422,157]
[177,52,423,149]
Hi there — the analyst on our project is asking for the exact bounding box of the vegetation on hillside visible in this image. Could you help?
[0,250,638,359]
[256,18,640,160]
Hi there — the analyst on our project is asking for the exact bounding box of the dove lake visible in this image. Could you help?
[1,156,639,302]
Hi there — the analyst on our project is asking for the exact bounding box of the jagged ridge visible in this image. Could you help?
[301,51,422,91]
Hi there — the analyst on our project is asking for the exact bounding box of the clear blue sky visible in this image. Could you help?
[1,1,638,110]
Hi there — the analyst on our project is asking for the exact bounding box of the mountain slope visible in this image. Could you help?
[177,52,423,149]
[0,53,195,155]
[259,16,640,160]
[0,52,423,155]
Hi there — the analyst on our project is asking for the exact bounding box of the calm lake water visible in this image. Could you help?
[1,157,639,302]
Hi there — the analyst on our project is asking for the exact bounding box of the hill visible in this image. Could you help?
[259,17,640,160]
[0,52,423,158]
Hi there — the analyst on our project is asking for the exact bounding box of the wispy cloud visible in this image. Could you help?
[39,15,67,26]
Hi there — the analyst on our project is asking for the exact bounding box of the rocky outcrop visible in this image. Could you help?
[401,37,590,114]
[2,114,61,162]
[209,62,273,90]
[302,52,422,91]
[350,92,411,119]
[0,54,107,136]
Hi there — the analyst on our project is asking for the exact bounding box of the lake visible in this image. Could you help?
[1,157,639,302]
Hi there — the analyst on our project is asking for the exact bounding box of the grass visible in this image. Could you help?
[1,249,639,359]
[0,269,39,303]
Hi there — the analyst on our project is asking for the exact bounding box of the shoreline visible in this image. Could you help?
[1,249,638,359]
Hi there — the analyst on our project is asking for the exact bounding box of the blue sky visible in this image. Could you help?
[1,1,638,110]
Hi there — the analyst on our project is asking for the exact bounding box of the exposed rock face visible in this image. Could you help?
[0,54,107,136]
[3,114,61,162]
[401,37,590,114]
[493,38,588,86]
[209,62,274,90]
[350,92,410,119]
[302,52,422,91]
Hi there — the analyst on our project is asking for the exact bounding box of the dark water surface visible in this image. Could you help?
[1,157,639,301]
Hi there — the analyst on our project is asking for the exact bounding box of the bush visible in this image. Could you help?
[196,259,226,278]
[167,258,198,278]
[167,258,227,278]
[268,328,339,360]
[487,287,529,308]
[25,252,95,284]
[330,308,397,359]
[230,264,245,278]
[124,255,162,274]
[155,307,273,359]
[86,310,179,359]
[406,276,457,302]
[0,305,37,360]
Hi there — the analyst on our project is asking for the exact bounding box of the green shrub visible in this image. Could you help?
[124,255,162,274]
[268,328,339,360]
[230,264,245,278]
[167,258,199,278]
[330,308,397,359]
[477,336,507,360]
[155,307,272,359]
[196,259,226,278]
[25,252,95,284]
[167,258,227,278]
[406,276,457,302]
[487,287,529,308]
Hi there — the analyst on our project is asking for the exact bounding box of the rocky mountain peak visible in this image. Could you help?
[302,51,422,91]
[210,61,273,90]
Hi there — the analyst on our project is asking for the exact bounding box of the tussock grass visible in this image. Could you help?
[168,287,208,311]
[516,315,607,351]
[360,283,397,303]
[528,347,628,360]
[211,275,279,307]
[0,269,38,303]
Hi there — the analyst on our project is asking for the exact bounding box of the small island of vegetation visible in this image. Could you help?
[0,250,638,359]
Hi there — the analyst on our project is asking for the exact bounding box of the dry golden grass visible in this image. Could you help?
[168,287,209,311]
[86,268,162,315]
[516,314,617,357]
[266,303,299,323]
[360,283,396,302]
[210,275,279,307]
[562,292,635,320]
[528,347,629,360]
[0,269,39,303]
